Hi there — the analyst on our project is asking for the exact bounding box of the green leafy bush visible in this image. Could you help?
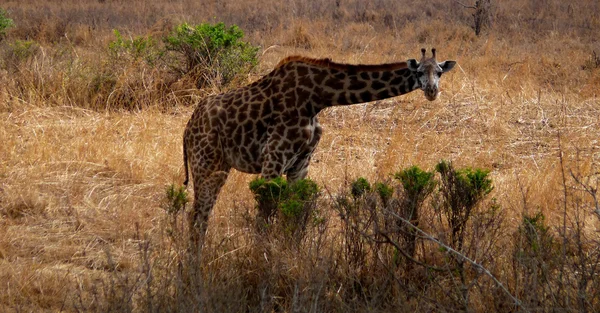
[8,40,38,59]
[395,165,435,206]
[108,29,161,64]
[161,183,189,242]
[375,182,393,205]
[435,160,493,247]
[249,176,288,204]
[3,39,40,72]
[394,166,435,259]
[162,183,189,216]
[249,177,320,241]
[351,177,371,199]
[0,8,14,39]
[513,212,559,307]
[164,22,259,87]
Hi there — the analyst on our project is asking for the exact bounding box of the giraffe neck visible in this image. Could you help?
[279,59,421,113]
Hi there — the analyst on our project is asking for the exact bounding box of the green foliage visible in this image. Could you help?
[436,160,493,209]
[292,179,319,200]
[249,176,288,204]
[0,8,14,38]
[164,22,259,87]
[351,177,371,199]
[513,211,559,306]
[375,182,393,204]
[249,177,319,213]
[162,184,188,216]
[519,212,553,254]
[279,199,303,219]
[395,166,435,204]
[461,167,494,201]
[108,29,161,64]
[249,177,320,240]
[3,40,39,72]
[7,40,39,59]
[435,160,494,250]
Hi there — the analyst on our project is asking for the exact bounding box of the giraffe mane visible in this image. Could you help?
[276,55,408,72]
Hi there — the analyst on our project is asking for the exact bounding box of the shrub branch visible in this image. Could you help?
[385,208,526,311]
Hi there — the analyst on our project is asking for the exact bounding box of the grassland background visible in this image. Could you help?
[0,0,599,312]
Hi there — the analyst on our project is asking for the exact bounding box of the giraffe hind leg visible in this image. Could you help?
[183,138,189,186]
[188,170,230,255]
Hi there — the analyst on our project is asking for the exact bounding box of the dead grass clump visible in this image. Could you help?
[0,187,47,219]
[282,24,314,49]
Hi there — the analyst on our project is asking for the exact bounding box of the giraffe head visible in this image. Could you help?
[407,48,456,101]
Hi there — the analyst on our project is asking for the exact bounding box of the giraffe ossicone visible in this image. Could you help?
[183,48,456,250]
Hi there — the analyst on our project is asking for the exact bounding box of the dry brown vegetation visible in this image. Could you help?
[1,0,599,312]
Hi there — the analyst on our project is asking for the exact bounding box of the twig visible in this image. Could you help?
[569,169,600,220]
[455,0,476,9]
[385,209,527,311]
[556,130,568,302]
[372,231,448,272]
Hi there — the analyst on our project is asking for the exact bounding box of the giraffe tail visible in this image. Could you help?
[183,139,189,187]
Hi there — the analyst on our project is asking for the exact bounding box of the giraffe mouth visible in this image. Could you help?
[423,86,439,101]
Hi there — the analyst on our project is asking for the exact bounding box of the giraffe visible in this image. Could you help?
[182,48,456,250]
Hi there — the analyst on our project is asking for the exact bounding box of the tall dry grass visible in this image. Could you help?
[1,0,600,311]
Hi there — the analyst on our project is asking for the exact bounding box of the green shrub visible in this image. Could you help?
[435,160,493,248]
[249,176,288,205]
[517,212,554,256]
[0,8,14,39]
[164,22,259,87]
[3,39,40,72]
[8,39,38,59]
[162,183,189,216]
[291,178,320,202]
[351,177,371,199]
[108,29,161,65]
[161,184,189,242]
[395,165,435,205]
[393,166,436,260]
[249,177,320,241]
[513,211,559,307]
[375,182,393,205]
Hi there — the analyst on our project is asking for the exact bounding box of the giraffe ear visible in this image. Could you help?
[407,59,419,71]
[439,61,457,73]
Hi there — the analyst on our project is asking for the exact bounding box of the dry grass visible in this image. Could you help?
[1,0,600,311]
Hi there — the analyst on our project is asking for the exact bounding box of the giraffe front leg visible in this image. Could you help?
[286,122,322,183]
[188,170,230,256]
[260,151,286,180]
[286,156,310,183]
[254,152,287,225]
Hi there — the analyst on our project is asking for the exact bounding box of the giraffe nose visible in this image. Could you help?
[424,85,438,100]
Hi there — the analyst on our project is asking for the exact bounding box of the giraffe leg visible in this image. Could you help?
[253,151,288,225]
[286,123,322,183]
[286,157,310,183]
[188,170,230,255]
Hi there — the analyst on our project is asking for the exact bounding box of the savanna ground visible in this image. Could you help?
[0,0,599,312]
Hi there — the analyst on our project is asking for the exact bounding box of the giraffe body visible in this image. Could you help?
[183,49,456,250]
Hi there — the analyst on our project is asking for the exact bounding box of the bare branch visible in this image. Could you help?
[376,231,448,272]
[455,0,476,9]
[385,209,527,311]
